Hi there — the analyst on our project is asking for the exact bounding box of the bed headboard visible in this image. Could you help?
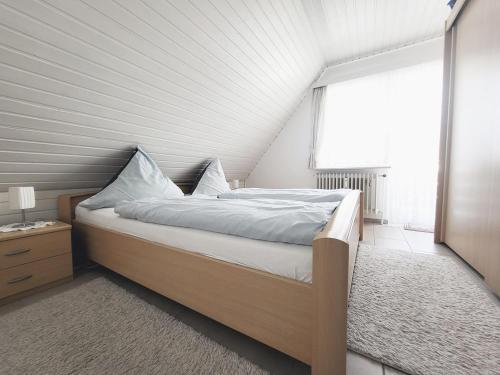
[57,183,194,224]
[58,192,95,224]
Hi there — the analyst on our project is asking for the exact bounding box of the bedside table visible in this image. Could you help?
[0,221,73,305]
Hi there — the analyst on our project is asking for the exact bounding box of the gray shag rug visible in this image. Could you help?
[348,245,500,375]
[0,277,268,375]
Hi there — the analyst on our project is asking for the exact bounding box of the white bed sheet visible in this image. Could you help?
[76,206,313,283]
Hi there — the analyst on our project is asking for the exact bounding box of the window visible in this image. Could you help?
[317,61,443,228]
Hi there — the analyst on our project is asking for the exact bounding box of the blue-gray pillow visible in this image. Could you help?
[192,158,230,196]
[80,146,183,209]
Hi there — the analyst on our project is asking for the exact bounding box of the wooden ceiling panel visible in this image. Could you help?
[0,0,449,191]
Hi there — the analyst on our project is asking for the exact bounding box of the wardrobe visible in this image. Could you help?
[435,0,500,296]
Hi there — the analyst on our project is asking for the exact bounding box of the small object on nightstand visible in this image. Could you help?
[0,221,56,233]
[0,221,73,305]
[8,187,36,229]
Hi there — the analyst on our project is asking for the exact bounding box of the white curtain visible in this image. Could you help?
[308,86,327,169]
[317,60,443,228]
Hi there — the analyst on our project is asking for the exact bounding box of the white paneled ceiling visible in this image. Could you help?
[306,0,451,64]
[0,0,449,191]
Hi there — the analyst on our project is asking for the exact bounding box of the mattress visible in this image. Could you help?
[75,205,313,283]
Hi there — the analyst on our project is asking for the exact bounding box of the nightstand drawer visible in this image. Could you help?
[0,253,72,299]
[0,231,71,270]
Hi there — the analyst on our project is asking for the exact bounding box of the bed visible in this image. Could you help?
[76,205,314,282]
[58,187,363,375]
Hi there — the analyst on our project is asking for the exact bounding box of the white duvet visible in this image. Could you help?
[115,197,339,246]
[218,188,350,202]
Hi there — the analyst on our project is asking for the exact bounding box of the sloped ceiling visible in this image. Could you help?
[305,0,451,65]
[0,0,449,191]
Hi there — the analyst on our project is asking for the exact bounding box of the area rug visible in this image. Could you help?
[0,277,268,375]
[347,244,500,375]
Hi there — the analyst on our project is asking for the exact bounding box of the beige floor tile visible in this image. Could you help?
[403,230,453,256]
[384,365,409,374]
[374,237,411,251]
[410,244,452,256]
[373,225,405,240]
[347,351,383,375]
[361,238,375,246]
[362,223,375,245]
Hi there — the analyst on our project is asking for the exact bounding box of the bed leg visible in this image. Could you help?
[312,237,349,375]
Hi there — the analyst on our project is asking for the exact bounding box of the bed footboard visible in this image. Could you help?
[312,191,362,375]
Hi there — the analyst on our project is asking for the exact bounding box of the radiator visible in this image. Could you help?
[316,168,389,221]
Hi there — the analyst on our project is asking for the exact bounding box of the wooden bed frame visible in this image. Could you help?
[58,189,363,375]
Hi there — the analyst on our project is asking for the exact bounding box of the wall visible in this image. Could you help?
[314,37,444,87]
[246,93,315,188]
[0,0,323,192]
[247,39,444,188]
[303,0,448,65]
[0,0,449,223]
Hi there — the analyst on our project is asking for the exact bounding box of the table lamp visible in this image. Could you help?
[9,187,36,228]
[229,179,240,190]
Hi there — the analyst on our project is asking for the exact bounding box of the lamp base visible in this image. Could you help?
[10,222,37,229]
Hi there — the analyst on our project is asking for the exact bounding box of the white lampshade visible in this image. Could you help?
[229,179,240,189]
[8,187,35,210]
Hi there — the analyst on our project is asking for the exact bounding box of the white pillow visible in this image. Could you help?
[192,159,230,196]
[80,146,183,209]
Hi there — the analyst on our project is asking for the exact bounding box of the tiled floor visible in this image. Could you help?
[348,351,406,375]
[363,222,452,257]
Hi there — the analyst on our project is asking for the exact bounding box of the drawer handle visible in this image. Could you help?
[4,249,31,257]
[7,274,33,284]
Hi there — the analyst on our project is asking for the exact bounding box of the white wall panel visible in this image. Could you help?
[0,0,450,198]
[246,92,316,189]
[314,37,444,87]
[0,0,323,193]
[304,0,449,65]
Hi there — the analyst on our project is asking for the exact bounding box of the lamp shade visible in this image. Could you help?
[8,187,35,210]
[229,179,240,189]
